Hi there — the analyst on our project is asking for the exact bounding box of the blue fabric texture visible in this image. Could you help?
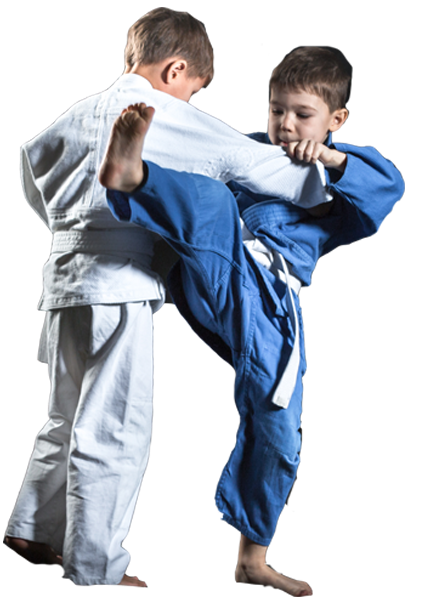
[107,140,403,544]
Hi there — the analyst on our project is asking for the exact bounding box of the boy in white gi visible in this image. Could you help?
[3,10,330,589]
[100,47,404,596]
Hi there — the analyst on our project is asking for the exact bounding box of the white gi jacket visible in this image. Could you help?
[21,74,329,311]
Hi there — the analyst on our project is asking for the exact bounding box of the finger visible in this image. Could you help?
[298,140,316,163]
[292,140,307,162]
[286,141,299,158]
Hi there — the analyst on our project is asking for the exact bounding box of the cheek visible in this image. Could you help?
[268,116,280,131]
[299,122,323,141]
[267,118,278,143]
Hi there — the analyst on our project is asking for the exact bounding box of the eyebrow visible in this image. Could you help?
[270,100,318,112]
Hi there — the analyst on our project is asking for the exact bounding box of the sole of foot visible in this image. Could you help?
[98,103,154,193]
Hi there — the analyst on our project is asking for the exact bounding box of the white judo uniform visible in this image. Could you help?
[6,73,329,585]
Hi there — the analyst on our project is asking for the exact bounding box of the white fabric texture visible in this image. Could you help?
[6,302,154,585]
[21,73,329,311]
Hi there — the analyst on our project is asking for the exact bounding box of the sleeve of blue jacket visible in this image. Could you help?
[321,143,405,254]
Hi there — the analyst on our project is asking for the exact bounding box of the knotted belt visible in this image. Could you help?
[241,221,302,409]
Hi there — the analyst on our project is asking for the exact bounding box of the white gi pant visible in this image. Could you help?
[6,302,153,585]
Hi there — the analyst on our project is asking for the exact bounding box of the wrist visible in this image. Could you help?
[324,150,347,172]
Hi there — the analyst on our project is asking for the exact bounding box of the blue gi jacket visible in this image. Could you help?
[166,134,404,367]
[231,132,405,286]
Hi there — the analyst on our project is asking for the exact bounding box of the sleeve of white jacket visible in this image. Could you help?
[20,144,50,227]
[213,136,330,209]
[144,99,330,209]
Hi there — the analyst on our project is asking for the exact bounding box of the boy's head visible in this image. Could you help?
[268,46,352,146]
[124,8,214,101]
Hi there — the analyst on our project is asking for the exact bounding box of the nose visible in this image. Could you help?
[280,113,293,131]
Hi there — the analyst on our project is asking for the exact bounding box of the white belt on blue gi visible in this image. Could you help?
[241,221,302,409]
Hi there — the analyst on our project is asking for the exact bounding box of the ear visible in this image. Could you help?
[162,59,188,84]
[329,108,349,133]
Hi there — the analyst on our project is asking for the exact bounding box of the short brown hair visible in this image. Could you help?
[125,8,214,84]
[270,46,352,112]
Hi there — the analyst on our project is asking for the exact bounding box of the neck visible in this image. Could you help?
[125,63,162,89]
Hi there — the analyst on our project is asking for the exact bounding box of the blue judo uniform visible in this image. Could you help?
[107,135,404,546]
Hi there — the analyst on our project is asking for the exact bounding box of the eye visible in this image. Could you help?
[271,108,283,115]
[297,114,310,119]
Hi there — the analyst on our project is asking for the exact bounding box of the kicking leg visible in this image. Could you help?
[98,102,154,192]
[236,535,312,597]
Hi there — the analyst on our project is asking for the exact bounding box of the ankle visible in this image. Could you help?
[237,553,266,570]
[237,535,268,570]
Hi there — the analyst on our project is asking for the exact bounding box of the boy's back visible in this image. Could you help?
[26,72,330,312]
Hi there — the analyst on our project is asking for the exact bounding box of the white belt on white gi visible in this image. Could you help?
[37,227,162,364]
[241,221,302,409]
[51,229,155,264]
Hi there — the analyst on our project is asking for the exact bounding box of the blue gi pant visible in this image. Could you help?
[108,162,306,546]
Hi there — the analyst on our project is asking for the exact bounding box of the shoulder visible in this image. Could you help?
[247,131,272,145]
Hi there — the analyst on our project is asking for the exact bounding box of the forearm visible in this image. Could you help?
[320,149,347,172]
[325,143,404,229]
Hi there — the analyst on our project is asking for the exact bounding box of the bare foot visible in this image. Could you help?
[4,536,62,566]
[236,563,312,597]
[98,102,155,193]
[235,535,312,597]
[119,574,147,587]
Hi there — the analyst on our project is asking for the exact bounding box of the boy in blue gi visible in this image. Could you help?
[99,47,404,596]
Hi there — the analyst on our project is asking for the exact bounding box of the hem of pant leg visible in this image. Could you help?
[4,525,55,548]
[215,472,272,547]
[220,513,272,547]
